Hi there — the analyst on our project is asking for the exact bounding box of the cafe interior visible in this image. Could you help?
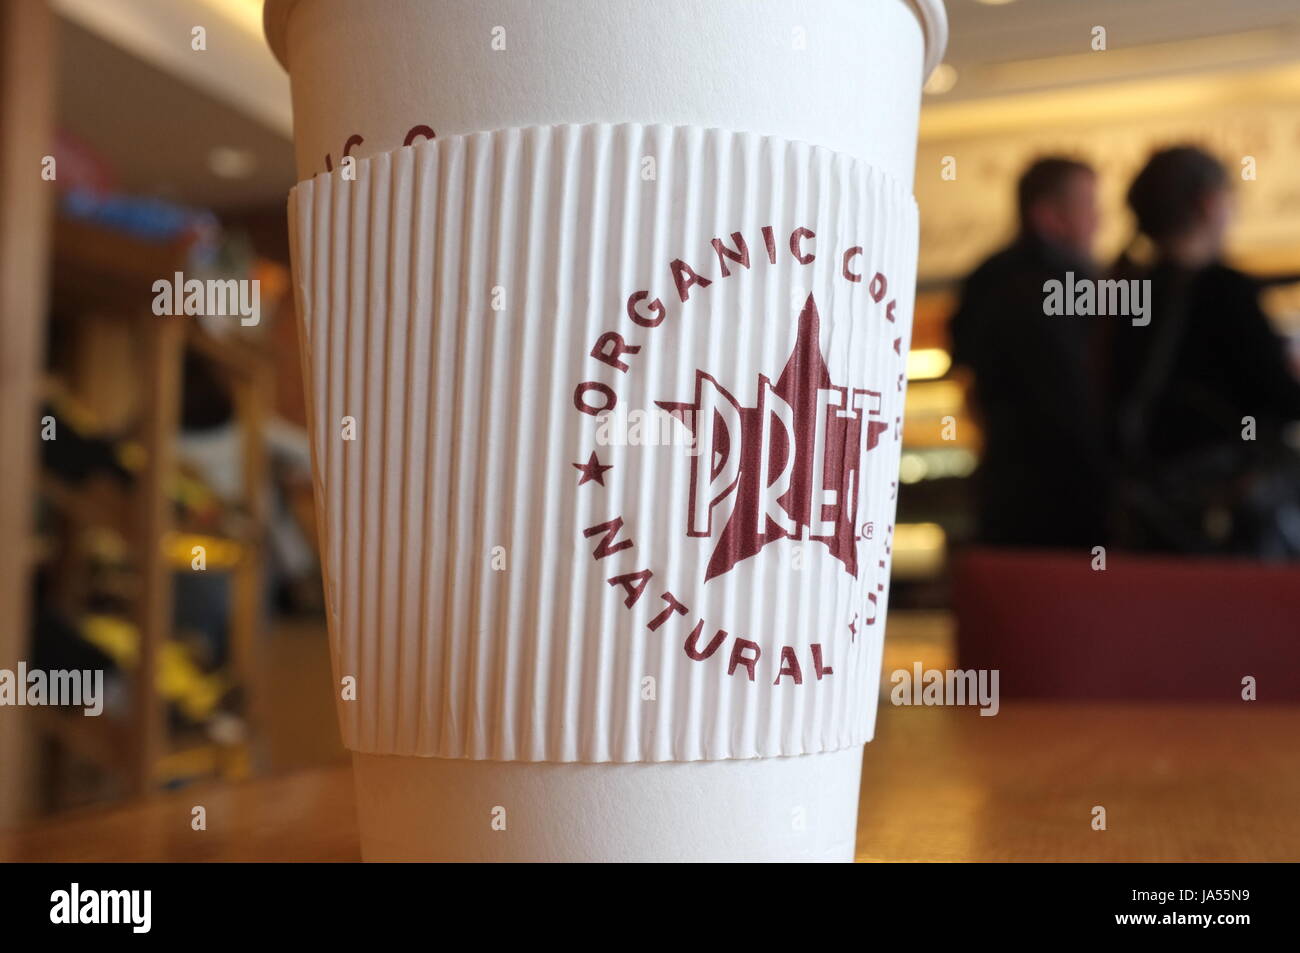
[0,0,1297,861]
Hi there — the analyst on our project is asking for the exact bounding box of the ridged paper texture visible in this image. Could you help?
[288,123,917,763]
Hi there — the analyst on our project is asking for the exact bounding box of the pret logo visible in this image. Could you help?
[657,294,886,581]
[570,220,904,686]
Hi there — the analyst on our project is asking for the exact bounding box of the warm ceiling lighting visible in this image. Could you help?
[906,347,952,380]
[195,0,265,37]
[208,146,258,179]
[923,63,958,95]
[899,453,929,484]
[890,522,947,578]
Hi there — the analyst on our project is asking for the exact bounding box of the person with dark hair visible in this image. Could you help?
[1109,146,1300,557]
[950,156,1108,548]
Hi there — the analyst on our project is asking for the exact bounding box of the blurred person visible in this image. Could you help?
[1109,146,1300,557]
[176,351,319,666]
[950,157,1108,548]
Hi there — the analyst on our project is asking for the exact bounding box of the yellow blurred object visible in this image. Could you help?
[115,440,146,472]
[152,741,252,785]
[83,526,130,563]
[195,0,264,38]
[162,531,244,570]
[892,522,947,579]
[43,378,103,434]
[904,379,964,415]
[109,436,229,524]
[902,378,978,449]
[906,347,952,381]
[80,614,228,722]
[171,472,223,512]
[923,63,958,96]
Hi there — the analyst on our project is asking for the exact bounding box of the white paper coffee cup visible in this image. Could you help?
[268,0,946,862]
[267,0,945,186]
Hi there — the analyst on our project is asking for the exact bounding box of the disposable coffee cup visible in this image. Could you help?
[266,0,947,862]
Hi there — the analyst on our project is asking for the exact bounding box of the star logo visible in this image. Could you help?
[657,294,887,582]
[573,451,613,487]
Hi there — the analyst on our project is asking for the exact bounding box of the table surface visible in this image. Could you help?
[2,702,1296,861]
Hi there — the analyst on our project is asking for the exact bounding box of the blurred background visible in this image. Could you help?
[1,0,1298,857]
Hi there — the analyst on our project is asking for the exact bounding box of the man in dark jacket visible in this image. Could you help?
[950,157,1107,548]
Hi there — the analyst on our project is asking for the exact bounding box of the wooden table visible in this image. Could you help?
[856,701,1299,862]
[1,703,1295,861]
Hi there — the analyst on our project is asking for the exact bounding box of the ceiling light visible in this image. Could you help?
[906,347,953,380]
[208,146,258,179]
[923,63,958,96]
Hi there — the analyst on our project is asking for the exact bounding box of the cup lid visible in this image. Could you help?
[908,0,949,81]
[265,0,947,81]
